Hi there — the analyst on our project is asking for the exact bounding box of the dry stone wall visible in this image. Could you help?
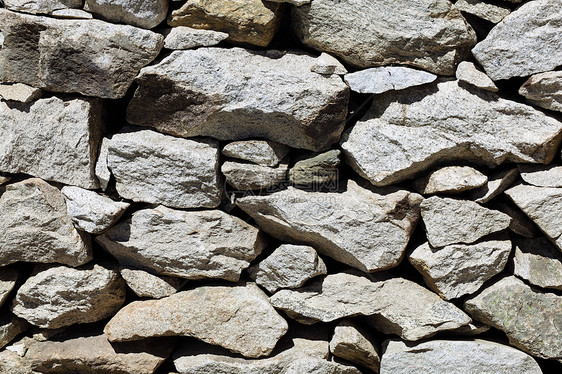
[0,0,561,373]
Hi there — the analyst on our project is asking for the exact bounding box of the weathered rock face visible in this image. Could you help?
[0,9,163,99]
[519,164,562,188]
[311,53,348,75]
[107,128,221,209]
[3,0,82,15]
[0,96,103,189]
[163,26,228,50]
[343,67,437,94]
[120,266,183,299]
[472,0,562,80]
[409,240,512,300]
[222,140,289,167]
[341,80,562,186]
[519,71,562,113]
[0,314,27,350]
[167,0,283,47]
[455,0,510,24]
[465,276,562,361]
[289,150,340,187]
[0,83,43,103]
[126,48,350,151]
[222,161,288,191]
[330,320,380,372]
[413,166,488,195]
[0,268,19,308]
[513,237,562,291]
[84,0,169,29]
[12,264,126,329]
[97,206,264,281]
[380,339,542,374]
[237,180,422,272]
[104,283,288,358]
[456,61,498,92]
[0,179,92,267]
[291,0,476,75]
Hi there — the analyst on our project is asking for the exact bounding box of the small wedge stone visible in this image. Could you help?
[519,71,562,112]
[222,140,290,167]
[468,168,519,203]
[456,61,498,92]
[120,266,183,299]
[413,166,488,194]
[0,268,19,308]
[222,161,288,191]
[0,84,43,103]
[513,237,562,291]
[518,164,562,188]
[163,26,228,49]
[455,0,510,24]
[330,320,380,372]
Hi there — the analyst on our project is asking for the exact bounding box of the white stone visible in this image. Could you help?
[468,168,519,203]
[513,237,562,291]
[519,164,562,188]
[50,9,93,19]
[519,71,562,112]
[456,61,498,92]
[94,137,111,191]
[0,83,43,103]
[3,0,81,14]
[329,320,380,372]
[413,166,488,194]
[163,26,228,49]
[84,0,168,29]
[344,67,437,94]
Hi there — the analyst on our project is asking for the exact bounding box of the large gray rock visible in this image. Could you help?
[412,166,488,195]
[343,67,437,94]
[472,0,562,80]
[12,264,126,329]
[0,268,19,308]
[270,272,471,341]
[120,266,183,299]
[291,0,476,75]
[84,0,168,29]
[380,339,542,374]
[465,276,562,362]
[107,128,221,209]
[97,206,264,281]
[0,96,103,189]
[421,197,511,248]
[163,26,228,49]
[513,237,562,291]
[519,71,562,113]
[237,180,422,272]
[455,0,510,24]
[341,80,562,186]
[126,48,349,151]
[0,314,27,350]
[330,320,380,372]
[0,178,92,267]
[222,140,289,167]
[409,240,512,300]
[222,161,288,191]
[0,9,163,99]
[105,283,288,358]
[3,0,81,14]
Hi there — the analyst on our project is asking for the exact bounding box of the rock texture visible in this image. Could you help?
[341,80,562,186]
[513,237,562,291]
[330,320,380,372]
[237,180,422,272]
[0,83,43,103]
[120,266,183,299]
[344,67,436,94]
[126,48,349,151]
[3,0,82,14]
[222,161,288,191]
[104,283,288,358]
[0,268,19,308]
[84,0,168,29]
[456,61,498,92]
[94,137,111,191]
[455,0,510,24]
[222,140,289,167]
[163,26,228,49]
[0,178,92,267]
[468,168,519,204]
[0,314,27,350]
[289,150,340,187]
[519,71,562,113]
[518,164,562,188]
[311,53,348,75]
[413,166,488,194]
[97,206,264,281]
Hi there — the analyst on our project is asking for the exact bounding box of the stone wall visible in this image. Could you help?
[0,0,561,373]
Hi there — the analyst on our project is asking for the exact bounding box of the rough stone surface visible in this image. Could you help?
[248,244,327,293]
[455,0,510,24]
[465,276,562,361]
[0,268,19,308]
[222,161,288,191]
[127,48,349,151]
[0,83,43,103]
[163,26,228,49]
[344,67,437,94]
[421,197,511,248]
[0,349,34,374]
[468,168,519,204]
[291,0,476,75]
[0,9,163,99]
[270,272,471,341]
[168,0,282,47]
[0,178,92,267]
[108,128,221,209]
[84,0,168,29]
[0,96,103,189]
[329,320,380,372]
[519,164,562,188]
[0,314,27,350]
[289,150,340,187]
[222,140,289,167]
[3,0,82,14]
[513,237,562,291]
[50,8,93,19]
[311,53,348,75]
[519,71,562,112]
[104,283,288,358]
[456,61,498,92]
[94,137,111,191]
[492,200,540,238]
[409,239,512,299]
[380,339,542,374]
[237,180,422,272]
[61,186,129,234]
[341,80,562,186]
[413,166,488,194]
[97,206,264,281]
[120,266,183,299]
[12,264,126,329]
[472,0,562,80]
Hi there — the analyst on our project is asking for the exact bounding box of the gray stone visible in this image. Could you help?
[222,140,290,167]
[127,48,349,151]
[237,180,422,272]
[97,206,264,281]
[409,239,512,300]
[163,26,228,49]
[12,264,126,329]
[0,178,92,267]
[455,0,510,24]
[94,137,111,191]
[84,0,168,29]
[3,0,81,14]
[120,266,183,299]
[472,0,562,80]
[341,80,562,186]
[61,186,129,234]
[468,168,519,204]
[344,67,437,94]
[465,276,562,361]
[50,9,93,19]
[413,166,488,195]
[492,200,541,238]
[270,272,471,341]
[105,283,288,358]
[0,314,27,350]
[513,237,562,291]
[289,150,340,186]
[291,0,476,75]
[0,9,163,99]
[222,161,288,191]
[311,53,348,75]
[0,268,19,308]
[0,96,103,189]
[519,164,562,187]
[249,244,327,293]
[108,128,221,209]
[519,71,562,112]
[0,83,43,103]
[380,339,542,374]
[421,197,511,248]
[456,61,498,92]
[330,320,380,372]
